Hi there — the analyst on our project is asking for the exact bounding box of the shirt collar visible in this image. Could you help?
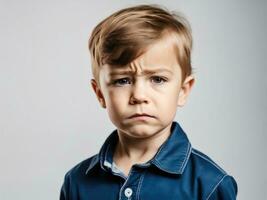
[85,130,118,174]
[151,121,192,174]
[85,121,191,175]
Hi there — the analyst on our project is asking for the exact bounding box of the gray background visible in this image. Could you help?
[1,0,266,199]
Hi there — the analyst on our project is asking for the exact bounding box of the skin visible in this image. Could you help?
[91,33,195,176]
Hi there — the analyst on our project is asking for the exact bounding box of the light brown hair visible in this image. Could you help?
[88,4,193,84]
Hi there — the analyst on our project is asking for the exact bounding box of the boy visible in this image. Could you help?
[60,4,238,200]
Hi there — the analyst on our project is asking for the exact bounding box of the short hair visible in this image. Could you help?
[88,4,193,84]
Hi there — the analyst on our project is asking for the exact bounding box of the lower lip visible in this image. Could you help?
[129,115,154,120]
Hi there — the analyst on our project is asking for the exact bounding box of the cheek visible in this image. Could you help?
[161,88,178,100]
[107,89,128,106]
[105,89,128,116]
[157,87,180,111]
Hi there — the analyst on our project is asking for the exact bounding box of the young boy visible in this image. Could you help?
[60,4,238,200]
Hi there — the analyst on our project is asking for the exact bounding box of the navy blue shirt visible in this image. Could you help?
[60,121,238,199]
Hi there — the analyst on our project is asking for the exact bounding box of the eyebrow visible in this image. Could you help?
[108,69,173,76]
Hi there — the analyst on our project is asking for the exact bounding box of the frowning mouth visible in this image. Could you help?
[128,113,155,119]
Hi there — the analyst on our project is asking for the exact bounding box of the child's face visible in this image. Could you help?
[91,35,194,139]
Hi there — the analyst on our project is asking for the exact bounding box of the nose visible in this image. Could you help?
[129,80,149,105]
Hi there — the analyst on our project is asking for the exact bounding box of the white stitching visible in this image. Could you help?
[206,174,227,200]
[153,159,178,174]
[179,143,192,172]
[137,172,146,200]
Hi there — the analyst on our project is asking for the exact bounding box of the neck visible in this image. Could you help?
[114,123,173,165]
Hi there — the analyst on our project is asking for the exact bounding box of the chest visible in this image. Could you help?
[75,167,204,200]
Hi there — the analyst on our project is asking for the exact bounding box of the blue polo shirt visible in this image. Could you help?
[60,121,238,199]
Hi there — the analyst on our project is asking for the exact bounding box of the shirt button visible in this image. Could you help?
[124,187,133,198]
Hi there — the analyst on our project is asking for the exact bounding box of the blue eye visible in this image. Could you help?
[113,78,131,86]
[151,76,167,84]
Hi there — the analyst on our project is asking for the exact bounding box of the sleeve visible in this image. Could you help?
[207,175,238,200]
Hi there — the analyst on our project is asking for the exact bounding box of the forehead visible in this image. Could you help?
[102,34,181,76]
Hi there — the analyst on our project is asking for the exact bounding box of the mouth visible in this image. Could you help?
[128,113,155,119]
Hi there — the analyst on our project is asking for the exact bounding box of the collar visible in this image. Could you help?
[85,121,192,175]
[151,121,192,174]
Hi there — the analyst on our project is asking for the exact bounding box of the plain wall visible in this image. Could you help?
[1,0,266,199]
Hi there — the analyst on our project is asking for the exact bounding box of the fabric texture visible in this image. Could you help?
[60,121,238,200]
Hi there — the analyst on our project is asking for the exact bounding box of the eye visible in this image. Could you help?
[112,78,132,86]
[151,76,167,84]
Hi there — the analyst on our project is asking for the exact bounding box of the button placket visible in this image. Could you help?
[118,167,136,200]
[119,166,147,200]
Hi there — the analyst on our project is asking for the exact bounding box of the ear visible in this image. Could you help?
[91,79,106,108]
[177,75,195,107]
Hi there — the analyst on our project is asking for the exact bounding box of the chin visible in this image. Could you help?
[127,132,154,139]
[122,124,158,139]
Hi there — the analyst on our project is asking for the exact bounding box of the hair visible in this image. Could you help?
[88,4,193,84]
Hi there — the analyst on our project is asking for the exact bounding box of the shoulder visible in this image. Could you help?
[64,154,99,182]
[188,148,238,199]
[191,148,226,175]
[60,154,99,199]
